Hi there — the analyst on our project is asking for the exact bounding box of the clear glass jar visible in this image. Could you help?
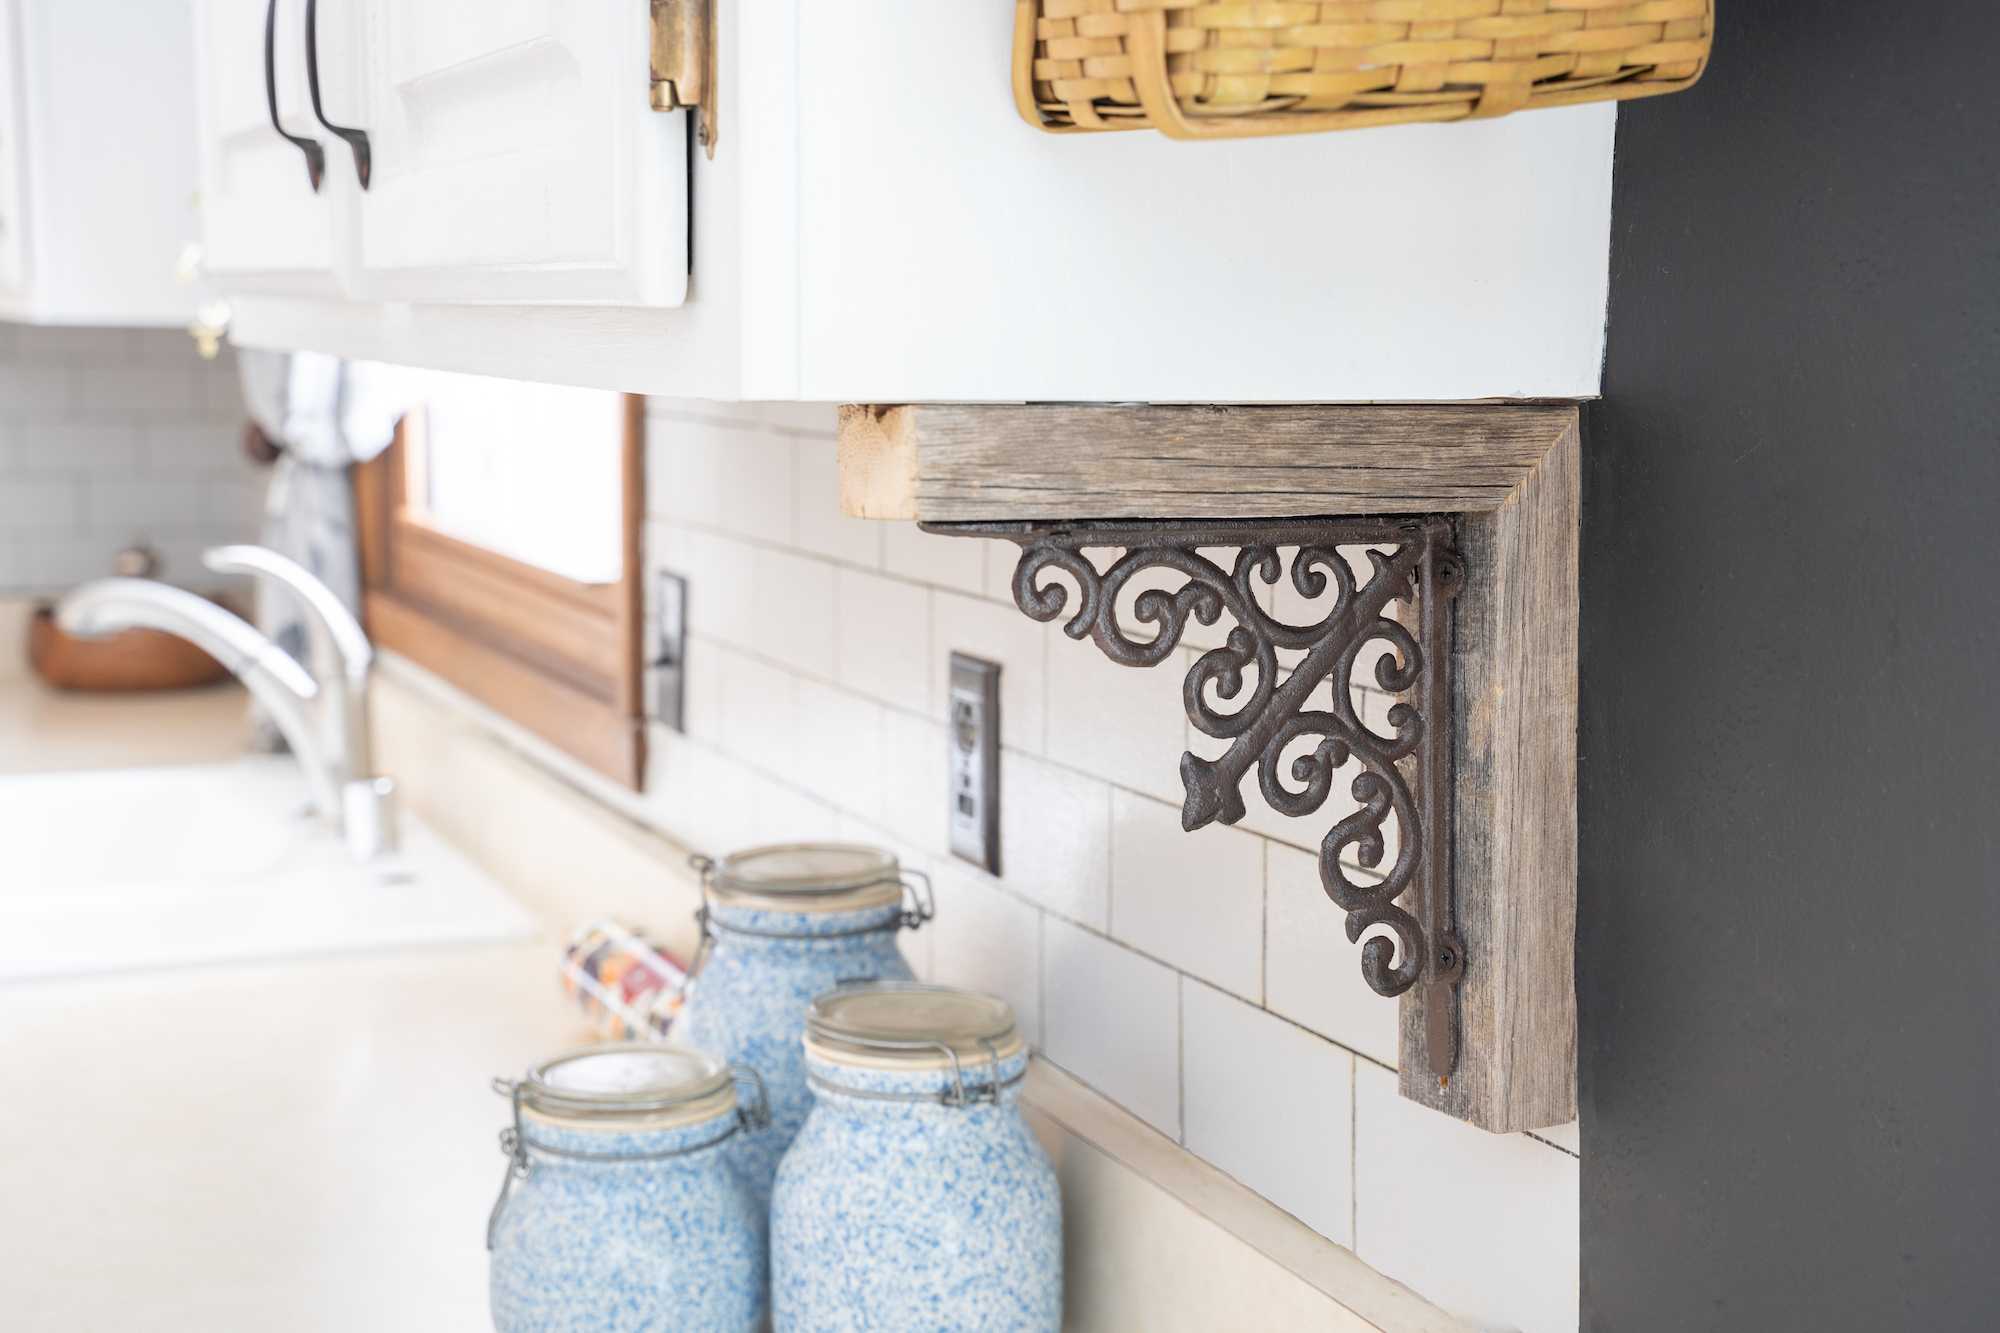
[676,842,932,1209]
[487,1044,769,1333]
[771,982,1063,1331]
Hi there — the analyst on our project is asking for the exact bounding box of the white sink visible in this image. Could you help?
[0,758,539,980]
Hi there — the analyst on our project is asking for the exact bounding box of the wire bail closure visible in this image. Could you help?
[686,851,933,980]
[806,1035,1012,1110]
[485,1063,770,1251]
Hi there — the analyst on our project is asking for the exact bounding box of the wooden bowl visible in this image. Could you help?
[28,604,231,692]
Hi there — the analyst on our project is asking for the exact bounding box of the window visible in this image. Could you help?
[354,373,645,788]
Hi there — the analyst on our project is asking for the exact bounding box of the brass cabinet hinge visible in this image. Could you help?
[650,0,716,157]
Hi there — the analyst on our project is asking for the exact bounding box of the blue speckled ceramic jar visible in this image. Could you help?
[677,842,931,1209]
[770,983,1063,1331]
[487,1044,769,1333]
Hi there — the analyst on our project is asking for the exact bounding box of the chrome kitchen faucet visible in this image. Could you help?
[56,546,398,862]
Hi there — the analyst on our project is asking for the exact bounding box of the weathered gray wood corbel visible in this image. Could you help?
[838,403,1577,1134]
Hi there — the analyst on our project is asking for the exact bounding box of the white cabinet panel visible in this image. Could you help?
[0,0,26,298]
[794,2,1612,402]
[1,0,202,324]
[348,0,687,305]
[192,0,341,287]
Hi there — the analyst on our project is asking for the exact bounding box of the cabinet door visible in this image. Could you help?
[0,0,27,298]
[348,0,687,306]
[192,0,340,289]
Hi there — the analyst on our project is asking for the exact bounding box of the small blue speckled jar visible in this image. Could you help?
[677,843,931,1209]
[771,982,1063,1331]
[487,1044,769,1333]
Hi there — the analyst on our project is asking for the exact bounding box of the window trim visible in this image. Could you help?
[353,394,646,789]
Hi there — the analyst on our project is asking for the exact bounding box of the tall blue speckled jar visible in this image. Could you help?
[487,1044,768,1333]
[676,843,930,1210]
[771,983,1062,1331]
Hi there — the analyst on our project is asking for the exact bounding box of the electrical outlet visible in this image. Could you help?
[652,571,689,732]
[947,652,1001,874]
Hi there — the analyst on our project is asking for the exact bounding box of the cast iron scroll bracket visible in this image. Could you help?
[922,516,1466,1080]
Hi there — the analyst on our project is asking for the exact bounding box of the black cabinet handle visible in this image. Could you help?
[264,0,325,192]
[304,0,371,189]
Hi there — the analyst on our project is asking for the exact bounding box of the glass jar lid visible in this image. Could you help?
[706,841,903,913]
[805,981,1024,1071]
[513,1042,736,1129]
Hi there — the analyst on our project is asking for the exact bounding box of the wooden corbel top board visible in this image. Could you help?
[837,402,1578,523]
[839,401,1579,1134]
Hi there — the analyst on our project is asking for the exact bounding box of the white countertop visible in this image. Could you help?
[0,679,585,1331]
[0,942,584,1331]
[0,677,255,772]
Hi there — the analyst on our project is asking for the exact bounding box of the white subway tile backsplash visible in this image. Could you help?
[647,414,794,545]
[884,520,985,597]
[750,782,847,846]
[7,423,146,472]
[629,401,1576,1319]
[1264,843,1401,1068]
[979,536,1023,604]
[1109,790,1263,1001]
[653,523,757,650]
[85,477,218,536]
[68,366,206,422]
[644,727,758,855]
[677,634,727,749]
[0,477,83,531]
[1181,979,1354,1246]
[836,568,929,710]
[929,589,1047,756]
[0,329,255,595]
[1355,1062,1580,1333]
[1045,643,1188,805]
[793,679,885,819]
[750,546,837,678]
[878,709,949,858]
[141,425,235,469]
[926,863,1043,1048]
[715,646,798,770]
[997,750,1111,929]
[9,326,134,363]
[794,438,883,567]
[0,365,75,419]
[1043,917,1181,1139]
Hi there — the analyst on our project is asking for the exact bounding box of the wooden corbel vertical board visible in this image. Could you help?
[1406,416,1578,1131]
[839,403,1579,1132]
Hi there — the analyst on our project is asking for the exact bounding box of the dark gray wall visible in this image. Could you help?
[1581,3,2000,1329]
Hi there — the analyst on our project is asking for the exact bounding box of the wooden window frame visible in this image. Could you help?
[354,394,647,788]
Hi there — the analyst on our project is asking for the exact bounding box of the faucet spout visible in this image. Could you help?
[198,545,397,861]
[55,579,339,822]
[201,545,374,786]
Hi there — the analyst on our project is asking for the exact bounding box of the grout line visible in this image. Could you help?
[1259,837,1270,1008]
[1349,1054,1359,1249]
[1176,973,1187,1146]
[1036,907,1048,1053]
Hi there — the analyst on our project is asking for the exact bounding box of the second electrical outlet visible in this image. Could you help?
[947,652,1001,874]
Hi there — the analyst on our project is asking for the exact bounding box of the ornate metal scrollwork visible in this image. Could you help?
[924,517,1465,1079]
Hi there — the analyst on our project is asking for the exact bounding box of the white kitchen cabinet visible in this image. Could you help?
[190,0,343,291]
[347,0,686,305]
[218,0,1617,403]
[0,0,204,325]
[191,0,687,308]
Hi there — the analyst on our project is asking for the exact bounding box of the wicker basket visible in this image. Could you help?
[1013,0,1713,139]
